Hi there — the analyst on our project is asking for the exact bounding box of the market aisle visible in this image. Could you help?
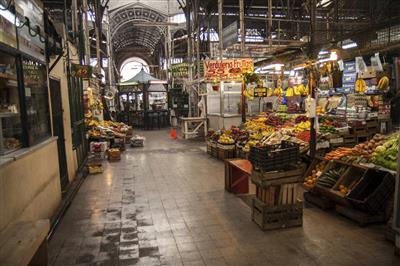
[49,130,399,266]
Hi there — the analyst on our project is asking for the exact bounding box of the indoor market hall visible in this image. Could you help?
[0,0,400,266]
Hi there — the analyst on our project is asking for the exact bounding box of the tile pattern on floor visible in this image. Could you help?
[49,130,400,266]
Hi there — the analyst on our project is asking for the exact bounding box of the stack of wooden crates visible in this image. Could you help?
[251,163,306,230]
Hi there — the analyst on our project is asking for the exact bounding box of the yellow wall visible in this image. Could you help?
[0,139,61,232]
[49,43,79,181]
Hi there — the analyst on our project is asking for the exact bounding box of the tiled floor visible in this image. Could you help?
[49,130,400,266]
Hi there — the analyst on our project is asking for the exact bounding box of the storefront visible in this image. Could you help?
[206,50,400,229]
[0,0,61,232]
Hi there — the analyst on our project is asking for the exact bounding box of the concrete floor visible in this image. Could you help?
[49,130,400,266]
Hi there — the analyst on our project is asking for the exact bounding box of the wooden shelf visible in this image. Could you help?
[0,112,19,118]
[0,73,17,81]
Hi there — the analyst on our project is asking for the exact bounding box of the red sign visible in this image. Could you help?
[204,59,254,82]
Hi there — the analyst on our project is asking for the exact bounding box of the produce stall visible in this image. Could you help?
[206,51,399,229]
[117,69,169,129]
[86,117,132,164]
[303,131,399,225]
[204,58,254,129]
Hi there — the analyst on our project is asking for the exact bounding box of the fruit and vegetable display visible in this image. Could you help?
[316,166,346,188]
[371,133,399,171]
[218,134,235,144]
[304,161,328,187]
[208,113,313,154]
[324,134,387,161]
[86,118,131,139]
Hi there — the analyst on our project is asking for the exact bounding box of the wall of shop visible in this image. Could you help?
[0,139,61,232]
[49,49,78,182]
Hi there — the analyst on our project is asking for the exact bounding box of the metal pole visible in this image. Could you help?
[105,9,113,90]
[309,0,317,158]
[82,0,90,65]
[186,2,193,117]
[195,0,201,116]
[240,0,246,123]
[218,0,223,58]
[268,0,272,48]
[239,0,245,55]
[95,0,102,79]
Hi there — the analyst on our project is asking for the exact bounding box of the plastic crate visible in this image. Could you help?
[249,141,300,171]
[346,169,395,213]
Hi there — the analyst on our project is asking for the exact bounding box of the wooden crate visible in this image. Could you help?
[330,165,366,206]
[251,163,306,187]
[256,183,303,206]
[366,119,378,128]
[87,163,104,174]
[311,161,349,199]
[206,141,213,155]
[304,192,335,210]
[218,147,235,160]
[107,149,121,162]
[252,198,303,230]
[356,133,369,144]
[335,205,385,226]
[224,159,251,194]
[210,143,218,158]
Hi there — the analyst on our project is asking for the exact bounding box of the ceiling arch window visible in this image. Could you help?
[120,57,150,82]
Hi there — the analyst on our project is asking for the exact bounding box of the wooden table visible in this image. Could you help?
[180,117,207,139]
[225,159,252,194]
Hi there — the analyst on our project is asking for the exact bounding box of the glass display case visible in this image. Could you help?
[23,59,51,146]
[0,51,22,155]
[207,82,243,129]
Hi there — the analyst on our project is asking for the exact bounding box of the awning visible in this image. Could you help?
[148,84,166,92]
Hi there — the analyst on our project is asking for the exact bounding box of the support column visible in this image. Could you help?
[239,0,246,123]
[268,0,272,48]
[218,0,223,58]
[82,0,90,65]
[309,0,317,158]
[239,0,245,55]
[186,2,193,117]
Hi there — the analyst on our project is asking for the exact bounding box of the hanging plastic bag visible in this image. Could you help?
[370,53,383,72]
[355,56,367,73]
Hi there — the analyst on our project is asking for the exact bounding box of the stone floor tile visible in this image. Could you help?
[48,130,400,266]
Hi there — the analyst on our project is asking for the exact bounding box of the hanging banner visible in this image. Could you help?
[203,58,254,82]
[71,64,93,79]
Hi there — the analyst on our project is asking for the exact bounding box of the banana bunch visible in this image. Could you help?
[244,118,270,131]
[294,121,311,133]
[267,88,273,97]
[293,86,301,96]
[274,87,283,96]
[286,87,294,97]
[262,127,275,136]
[377,76,389,90]
[244,88,255,101]
[299,84,309,96]
[250,132,263,140]
[355,79,366,93]
[243,140,258,152]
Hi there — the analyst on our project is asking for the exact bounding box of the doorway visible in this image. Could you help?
[49,77,69,192]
